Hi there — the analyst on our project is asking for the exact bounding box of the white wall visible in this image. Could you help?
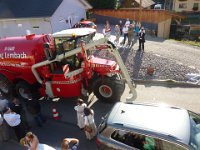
[50,0,87,33]
[174,0,200,12]
[0,18,52,38]
[157,18,172,38]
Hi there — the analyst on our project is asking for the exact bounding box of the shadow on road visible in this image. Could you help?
[133,50,144,78]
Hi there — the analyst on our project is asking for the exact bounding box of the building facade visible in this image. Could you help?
[166,0,200,12]
[0,0,92,37]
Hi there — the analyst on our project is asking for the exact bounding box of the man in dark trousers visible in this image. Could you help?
[8,97,31,131]
[138,27,145,51]
[26,96,46,127]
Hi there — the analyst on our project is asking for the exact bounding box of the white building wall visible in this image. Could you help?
[174,0,200,12]
[50,0,86,33]
[0,18,52,38]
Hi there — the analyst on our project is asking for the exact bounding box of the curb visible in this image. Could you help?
[133,79,200,88]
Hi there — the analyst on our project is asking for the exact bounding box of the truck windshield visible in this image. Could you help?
[54,34,94,55]
[188,111,200,150]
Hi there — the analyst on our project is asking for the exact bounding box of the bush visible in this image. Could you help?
[87,0,116,9]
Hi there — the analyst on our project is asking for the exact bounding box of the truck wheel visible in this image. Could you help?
[15,81,33,101]
[0,74,14,98]
[93,77,125,103]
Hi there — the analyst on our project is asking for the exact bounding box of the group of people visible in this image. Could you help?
[74,98,97,140]
[20,131,79,150]
[0,90,97,149]
[103,18,146,51]
[0,93,48,147]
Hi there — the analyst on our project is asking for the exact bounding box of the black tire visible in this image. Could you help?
[15,81,39,101]
[0,74,14,98]
[93,77,125,103]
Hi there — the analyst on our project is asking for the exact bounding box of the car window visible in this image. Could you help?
[159,139,188,150]
[111,130,146,149]
[111,130,188,150]
[80,23,87,28]
[88,23,95,27]
[188,111,200,150]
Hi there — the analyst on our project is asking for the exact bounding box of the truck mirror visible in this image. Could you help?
[44,43,50,49]
[44,42,54,60]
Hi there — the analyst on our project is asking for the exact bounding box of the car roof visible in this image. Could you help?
[80,21,94,24]
[52,28,96,37]
[107,102,190,145]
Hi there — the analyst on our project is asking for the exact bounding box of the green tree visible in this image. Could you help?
[87,0,116,9]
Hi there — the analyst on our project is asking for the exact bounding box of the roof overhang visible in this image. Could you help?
[0,17,51,21]
[78,0,92,9]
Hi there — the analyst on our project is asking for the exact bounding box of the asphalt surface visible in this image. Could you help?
[1,83,200,150]
[95,25,200,82]
[1,25,200,149]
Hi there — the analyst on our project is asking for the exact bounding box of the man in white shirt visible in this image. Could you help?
[125,18,130,26]
[122,25,129,45]
[3,107,26,141]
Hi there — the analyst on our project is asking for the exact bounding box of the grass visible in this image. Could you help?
[180,40,200,47]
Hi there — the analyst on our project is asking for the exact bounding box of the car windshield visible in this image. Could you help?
[188,111,200,150]
[88,23,95,27]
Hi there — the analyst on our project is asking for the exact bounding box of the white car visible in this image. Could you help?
[96,102,200,150]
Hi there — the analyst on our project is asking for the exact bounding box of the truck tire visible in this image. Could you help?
[93,77,125,103]
[15,81,36,101]
[0,74,14,98]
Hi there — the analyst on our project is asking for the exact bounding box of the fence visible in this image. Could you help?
[90,9,184,24]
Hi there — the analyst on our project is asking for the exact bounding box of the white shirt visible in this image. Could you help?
[125,20,130,26]
[3,113,21,127]
[74,103,87,114]
[37,144,56,150]
[0,114,3,125]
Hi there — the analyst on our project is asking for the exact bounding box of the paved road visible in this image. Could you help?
[1,25,200,149]
[144,40,200,71]
[97,24,200,72]
[1,84,200,150]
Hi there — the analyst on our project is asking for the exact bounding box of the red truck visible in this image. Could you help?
[0,28,136,102]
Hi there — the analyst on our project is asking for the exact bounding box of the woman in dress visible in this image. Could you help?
[74,99,87,130]
[114,25,121,45]
[84,107,97,140]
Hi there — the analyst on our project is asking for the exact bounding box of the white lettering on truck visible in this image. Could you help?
[4,52,27,59]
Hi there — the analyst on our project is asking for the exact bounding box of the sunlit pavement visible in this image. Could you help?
[1,28,200,150]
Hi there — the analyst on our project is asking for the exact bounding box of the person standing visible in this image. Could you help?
[3,107,26,142]
[0,111,10,142]
[9,97,30,131]
[138,27,146,51]
[0,98,10,142]
[122,25,129,45]
[114,25,121,45]
[125,18,130,26]
[74,98,87,130]
[128,24,134,45]
[26,97,46,127]
[84,107,97,140]
[103,21,111,39]
[119,20,123,35]
[135,22,140,36]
